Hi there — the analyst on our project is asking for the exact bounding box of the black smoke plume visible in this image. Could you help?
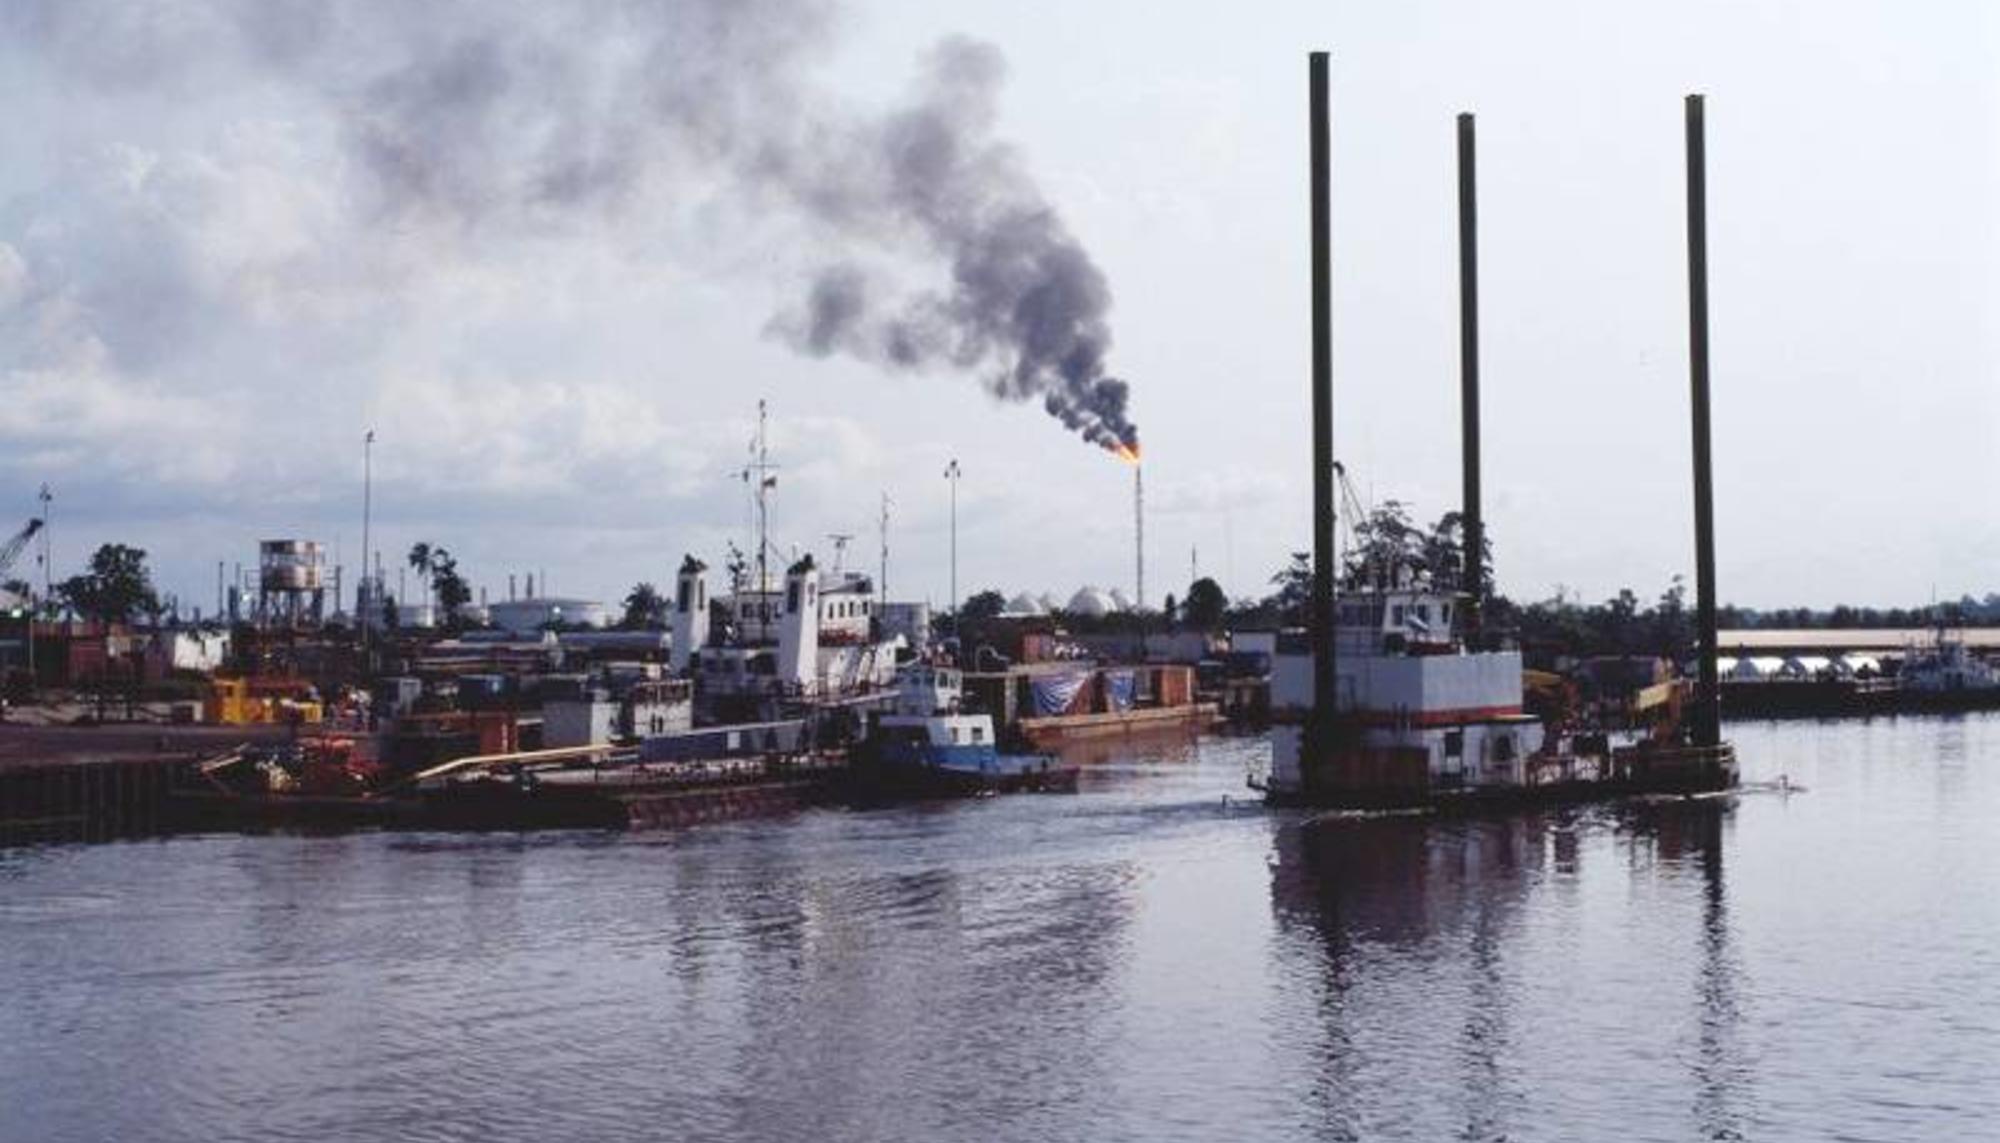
[7,0,1138,451]
[771,39,1139,453]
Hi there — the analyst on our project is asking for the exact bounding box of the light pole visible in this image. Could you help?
[31,484,50,699]
[944,459,961,633]
[361,430,374,645]
[37,483,51,602]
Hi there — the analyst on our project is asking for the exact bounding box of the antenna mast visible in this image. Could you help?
[739,400,779,598]
[878,492,891,610]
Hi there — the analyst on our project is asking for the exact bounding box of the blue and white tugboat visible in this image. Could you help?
[855,664,1077,797]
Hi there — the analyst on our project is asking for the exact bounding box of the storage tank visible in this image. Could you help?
[257,539,326,626]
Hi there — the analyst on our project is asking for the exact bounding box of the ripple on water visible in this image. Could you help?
[2,723,1998,1141]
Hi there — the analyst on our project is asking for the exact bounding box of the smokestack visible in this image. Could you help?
[1134,463,1145,612]
[1308,52,1338,761]
[1457,112,1484,644]
[1685,94,1721,748]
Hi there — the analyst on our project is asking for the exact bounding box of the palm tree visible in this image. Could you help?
[407,543,434,604]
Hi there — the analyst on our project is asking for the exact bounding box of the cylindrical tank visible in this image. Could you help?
[259,539,325,592]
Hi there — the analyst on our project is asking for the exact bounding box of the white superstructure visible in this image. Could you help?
[688,554,903,710]
[1899,627,2000,693]
[1265,587,1557,798]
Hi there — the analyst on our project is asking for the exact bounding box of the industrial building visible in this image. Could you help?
[487,596,609,635]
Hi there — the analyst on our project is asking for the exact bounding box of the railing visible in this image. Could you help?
[1610,741,1737,781]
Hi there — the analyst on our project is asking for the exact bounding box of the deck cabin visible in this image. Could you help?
[1267,588,1546,798]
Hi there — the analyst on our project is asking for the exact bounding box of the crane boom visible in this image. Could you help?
[0,518,45,582]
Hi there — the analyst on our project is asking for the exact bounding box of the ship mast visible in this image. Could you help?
[745,399,777,598]
[878,491,891,612]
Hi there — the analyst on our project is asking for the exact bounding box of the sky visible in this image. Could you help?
[1,0,1995,617]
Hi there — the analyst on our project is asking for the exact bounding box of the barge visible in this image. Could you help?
[962,662,1216,752]
[413,724,844,830]
[1259,585,1737,810]
[1267,60,1736,810]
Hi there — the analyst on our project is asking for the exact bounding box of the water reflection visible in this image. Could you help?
[14,717,1999,1140]
[1644,800,1750,1141]
[1270,798,1745,1140]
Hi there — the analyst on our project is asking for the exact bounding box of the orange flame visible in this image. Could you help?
[1111,442,1142,465]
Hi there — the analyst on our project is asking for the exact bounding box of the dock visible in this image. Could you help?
[0,724,291,844]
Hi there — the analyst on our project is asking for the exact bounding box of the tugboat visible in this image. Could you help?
[854,664,1078,797]
[1895,619,2000,709]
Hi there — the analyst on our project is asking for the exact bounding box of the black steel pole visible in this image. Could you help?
[1685,94,1721,748]
[1309,52,1338,770]
[1456,112,1483,645]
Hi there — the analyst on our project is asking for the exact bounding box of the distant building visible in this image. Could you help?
[487,597,608,635]
[146,629,231,677]
[878,601,931,656]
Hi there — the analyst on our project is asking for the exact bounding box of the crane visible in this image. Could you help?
[1330,462,1370,586]
[0,518,44,585]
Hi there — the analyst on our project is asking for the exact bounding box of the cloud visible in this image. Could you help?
[0,0,1147,615]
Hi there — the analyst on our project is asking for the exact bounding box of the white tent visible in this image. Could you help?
[1838,653,1882,678]
[1730,656,1785,680]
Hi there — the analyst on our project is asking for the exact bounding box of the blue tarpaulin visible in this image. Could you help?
[1103,670,1136,713]
[1030,671,1091,716]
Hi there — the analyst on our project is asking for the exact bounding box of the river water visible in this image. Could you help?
[3,716,1996,1142]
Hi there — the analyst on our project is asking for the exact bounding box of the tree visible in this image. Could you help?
[1419,510,1493,594]
[405,542,471,627]
[58,544,159,624]
[429,551,472,627]
[1651,577,1693,662]
[960,590,1006,622]
[1183,577,1228,630]
[622,582,667,629]
[1343,500,1424,590]
[1267,552,1313,626]
[406,542,433,598]
[1589,588,1643,653]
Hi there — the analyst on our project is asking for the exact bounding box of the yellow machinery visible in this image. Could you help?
[204,676,323,726]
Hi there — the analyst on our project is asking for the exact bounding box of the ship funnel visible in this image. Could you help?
[777,554,821,694]
[671,555,710,674]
